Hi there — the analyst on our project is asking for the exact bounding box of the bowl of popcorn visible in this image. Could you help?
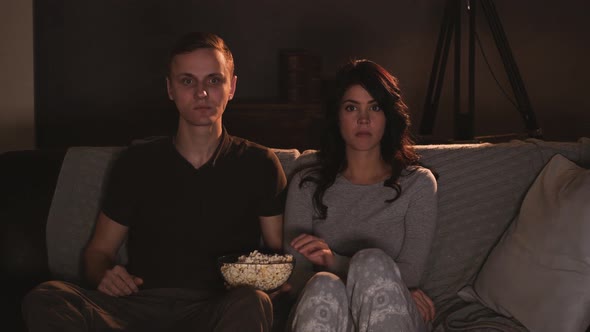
[218,250,295,292]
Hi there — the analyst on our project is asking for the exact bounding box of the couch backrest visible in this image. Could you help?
[414,138,589,309]
[46,138,590,305]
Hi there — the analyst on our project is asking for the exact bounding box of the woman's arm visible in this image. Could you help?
[396,168,438,288]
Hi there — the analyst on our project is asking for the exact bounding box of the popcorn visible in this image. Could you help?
[220,250,294,291]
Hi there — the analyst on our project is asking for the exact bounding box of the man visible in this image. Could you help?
[23,32,286,331]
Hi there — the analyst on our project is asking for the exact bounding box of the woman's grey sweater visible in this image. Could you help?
[284,166,438,293]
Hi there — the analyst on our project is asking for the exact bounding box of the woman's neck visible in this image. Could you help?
[342,149,391,185]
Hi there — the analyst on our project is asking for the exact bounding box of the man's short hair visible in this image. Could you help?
[167,32,234,77]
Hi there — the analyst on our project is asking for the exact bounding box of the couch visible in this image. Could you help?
[2,137,589,331]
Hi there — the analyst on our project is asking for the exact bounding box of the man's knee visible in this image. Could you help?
[22,281,88,331]
[218,286,273,330]
[28,280,69,293]
[226,286,272,314]
[23,281,69,310]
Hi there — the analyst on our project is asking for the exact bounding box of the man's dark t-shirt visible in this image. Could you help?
[101,132,287,291]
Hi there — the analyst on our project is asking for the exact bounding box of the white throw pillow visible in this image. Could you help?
[459,154,590,332]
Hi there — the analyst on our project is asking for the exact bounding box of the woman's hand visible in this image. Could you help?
[290,233,335,268]
[97,265,143,297]
[410,288,435,322]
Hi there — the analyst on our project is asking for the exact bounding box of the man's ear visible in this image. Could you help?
[166,77,173,100]
[228,75,237,100]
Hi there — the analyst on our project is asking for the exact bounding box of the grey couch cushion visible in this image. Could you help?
[271,148,301,178]
[432,299,527,332]
[415,141,545,308]
[459,154,590,332]
[46,147,125,282]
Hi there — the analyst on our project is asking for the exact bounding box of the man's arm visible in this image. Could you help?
[84,212,142,296]
[260,214,283,252]
[84,212,128,286]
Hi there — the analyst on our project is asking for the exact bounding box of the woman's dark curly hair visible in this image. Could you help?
[300,59,419,219]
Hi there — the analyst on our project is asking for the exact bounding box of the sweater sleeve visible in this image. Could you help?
[283,171,317,296]
[395,168,438,288]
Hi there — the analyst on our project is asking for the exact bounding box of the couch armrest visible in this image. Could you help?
[0,149,66,331]
[0,149,66,285]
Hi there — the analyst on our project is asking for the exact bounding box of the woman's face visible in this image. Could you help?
[338,84,386,154]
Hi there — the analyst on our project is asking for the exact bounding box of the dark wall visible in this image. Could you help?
[34,0,590,149]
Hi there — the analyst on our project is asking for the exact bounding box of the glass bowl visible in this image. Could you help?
[218,252,295,292]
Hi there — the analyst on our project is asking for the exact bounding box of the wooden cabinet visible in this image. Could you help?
[223,101,323,151]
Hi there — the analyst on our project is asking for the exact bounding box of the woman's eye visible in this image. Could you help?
[344,105,356,112]
[370,104,382,111]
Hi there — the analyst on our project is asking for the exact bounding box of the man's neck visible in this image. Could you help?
[174,122,223,169]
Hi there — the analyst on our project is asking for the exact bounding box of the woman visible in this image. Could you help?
[284,59,438,332]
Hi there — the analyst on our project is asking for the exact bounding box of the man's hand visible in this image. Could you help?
[97,265,143,297]
[410,288,435,322]
[290,233,334,268]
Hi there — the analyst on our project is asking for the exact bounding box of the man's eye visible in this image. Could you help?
[209,77,221,84]
[181,78,193,85]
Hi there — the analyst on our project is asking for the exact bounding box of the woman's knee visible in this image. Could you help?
[351,248,391,266]
[350,248,402,280]
[303,272,345,296]
[296,272,348,318]
[290,273,349,332]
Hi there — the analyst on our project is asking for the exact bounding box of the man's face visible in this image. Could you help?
[166,48,237,128]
